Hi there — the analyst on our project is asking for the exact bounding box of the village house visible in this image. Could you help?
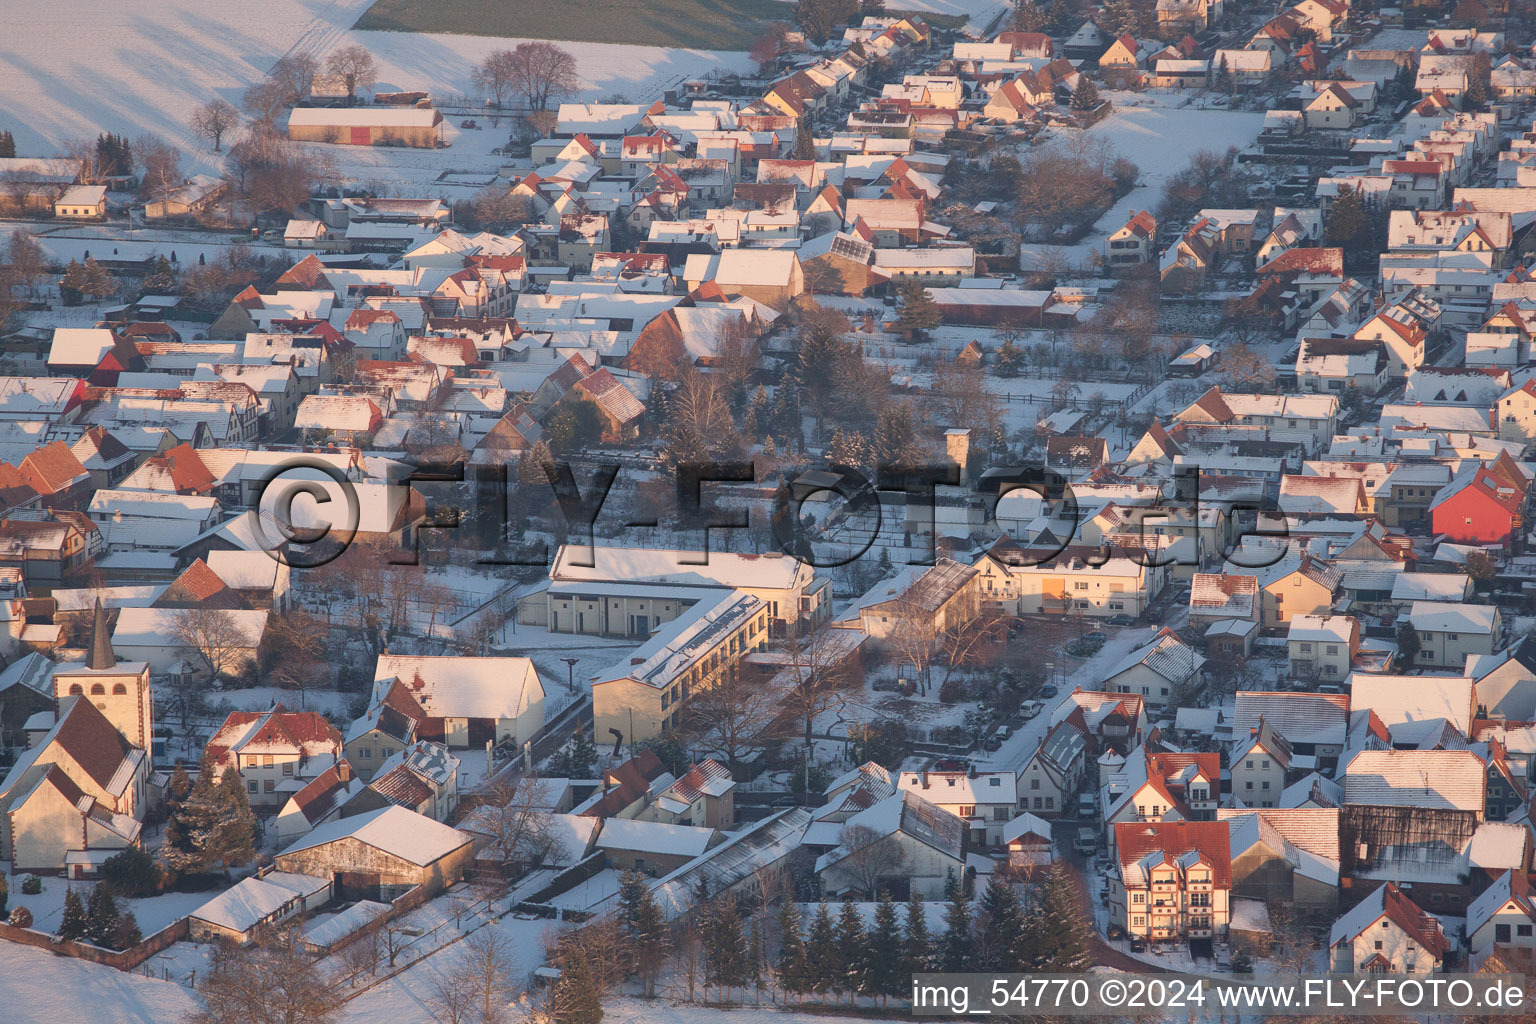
[1286,614,1361,682]
[1329,881,1449,974]
[815,789,966,899]
[896,770,1019,847]
[361,655,546,756]
[205,705,344,811]
[1110,820,1232,945]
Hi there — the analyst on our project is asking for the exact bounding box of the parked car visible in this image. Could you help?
[1079,792,1097,818]
[982,735,1003,752]
[1107,614,1136,626]
[1019,699,1044,720]
[460,119,479,129]
[934,757,969,771]
[1130,936,1147,953]
[1083,630,1108,643]
[1040,684,1058,698]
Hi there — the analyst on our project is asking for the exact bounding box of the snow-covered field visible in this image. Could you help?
[2,0,753,177]
[1,939,198,1024]
[1019,105,1268,273]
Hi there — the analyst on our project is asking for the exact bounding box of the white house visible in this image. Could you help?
[1328,881,1449,973]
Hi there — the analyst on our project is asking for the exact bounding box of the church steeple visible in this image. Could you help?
[87,597,115,670]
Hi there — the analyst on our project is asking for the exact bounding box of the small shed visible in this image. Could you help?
[188,871,332,944]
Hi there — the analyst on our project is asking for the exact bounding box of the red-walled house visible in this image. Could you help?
[1429,452,1529,547]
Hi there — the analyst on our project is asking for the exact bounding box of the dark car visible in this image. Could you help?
[1107,614,1136,626]
[1040,684,1059,698]
[1083,631,1108,643]
[983,735,1003,752]
[1130,936,1147,953]
[934,758,969,771]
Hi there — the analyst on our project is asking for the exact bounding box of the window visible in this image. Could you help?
[1519,925,1534,938]
[1496,924,1512,943]
[988,777,1000,787]
[1375,940,1384,950]
[264,779,275,793]
[282,762,294,776]
[247,780,257,793]
[1031,778,1041,790]
[359,747,372,759]
[1044,796,1054,808]
[263,755,274,767]
[1245,781,1253,790]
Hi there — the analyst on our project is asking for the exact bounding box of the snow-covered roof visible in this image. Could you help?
[1341,749,1485,812]
[594,817,716,858]
[277,805,471,866]
[190,871,330,934]
[1347,673,1473,736]
[372,655,543,722]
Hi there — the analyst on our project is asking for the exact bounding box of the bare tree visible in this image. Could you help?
[834,823,910,898]
[425,959,479,1024]
[472,50,520,114]
[477,776,557,870]
[171,606,251,679]
[678,663,777,771]
[269,53,321,107]
[325,45,378,104]
[184,927,338,1024]
[461,927,519,1024]
[135,134,182,207]
[189,99,240,153]
[336,925,382,985]
[506,42,581,111]
[5,229,47,298]
[262,609,328,701]
[883,596,939,694]
[380,915,408,968]
[241,78,290,127]
[780,623,854,745]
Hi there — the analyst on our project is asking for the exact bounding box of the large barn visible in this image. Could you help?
[286,107,444,148]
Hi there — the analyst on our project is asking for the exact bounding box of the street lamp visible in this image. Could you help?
[560,657,579,694]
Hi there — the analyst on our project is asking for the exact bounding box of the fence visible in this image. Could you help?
[0,916,188,972]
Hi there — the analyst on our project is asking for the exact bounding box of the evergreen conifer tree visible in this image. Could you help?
[553,952,604,1024]
[212,762,256,875]
[112,910,142,950]
[894,280,941,339]
[804,901,842,1005]
[0,130,16,159]
[903,889,931,976]
[58,888,88,941]
[939,880,972,972]
[1031,864,1094,971]
[776,899,808,1002]
[704,894,749,1002]
[1211,54,1232,93]
[867,890,905,1005]
[163,753,225,875]
[86,882,120,947]
[977,876,1028,971]
[835,899,867,1004]
[1011,0,1046,31]
[1070,75,1102,112]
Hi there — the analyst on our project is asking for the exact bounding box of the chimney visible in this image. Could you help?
[945,428,971,486]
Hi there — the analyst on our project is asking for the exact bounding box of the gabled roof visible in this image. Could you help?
[1330,881,1449,958]
[1115,820,1231,887]
[277,805,470,866]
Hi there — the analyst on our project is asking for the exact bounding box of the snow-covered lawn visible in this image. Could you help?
[2,869,215,938]
[2,0,754,181]
[0,939,198,1024]
[1019,106,1268,273]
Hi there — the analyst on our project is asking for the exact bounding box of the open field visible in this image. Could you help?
[0,0,753,178]
[358,0,797,49]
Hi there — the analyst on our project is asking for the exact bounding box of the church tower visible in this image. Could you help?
[54,598,154,759]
